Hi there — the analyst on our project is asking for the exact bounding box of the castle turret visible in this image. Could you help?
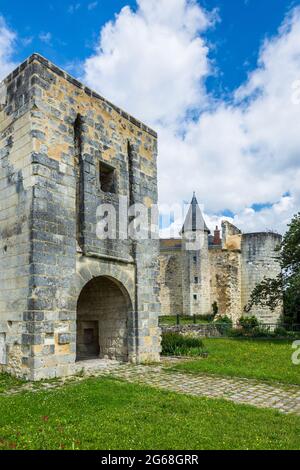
[181,193,211,316]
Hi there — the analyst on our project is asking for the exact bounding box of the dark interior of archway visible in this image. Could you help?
[76,277,129,362]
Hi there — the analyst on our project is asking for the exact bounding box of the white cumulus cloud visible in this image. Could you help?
[39,31,52,45]
[0,16,16,81]
[83,1,300,235]
[84,0,214,126]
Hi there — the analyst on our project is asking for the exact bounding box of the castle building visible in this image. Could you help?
[0,55,161,380]
[159,194,282,323]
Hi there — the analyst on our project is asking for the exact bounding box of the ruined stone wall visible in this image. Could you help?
[0,54,161,380]
[222,221,242,250]
[241,233,282,323]
[159,250,183,315]
[0,61,36,377]
[158,227,283,325]
[209,248,242,322]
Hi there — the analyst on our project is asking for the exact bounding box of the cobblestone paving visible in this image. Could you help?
[2,358,300,416]
[106,363,300,416]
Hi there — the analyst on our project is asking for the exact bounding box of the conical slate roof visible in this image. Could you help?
[182,193,210,234]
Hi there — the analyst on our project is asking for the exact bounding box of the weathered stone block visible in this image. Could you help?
[57,334,71,345]
[0,54,160,381]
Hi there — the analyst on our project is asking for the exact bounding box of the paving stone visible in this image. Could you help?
[2,358,300,416]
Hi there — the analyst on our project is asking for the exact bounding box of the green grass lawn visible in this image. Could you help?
[0,376,300,450]
[170,338,300,385]
[0,373,24,393]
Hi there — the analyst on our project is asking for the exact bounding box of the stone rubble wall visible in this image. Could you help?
[209,248,242,323]
[161,324,225,338]
[159,250,183,316]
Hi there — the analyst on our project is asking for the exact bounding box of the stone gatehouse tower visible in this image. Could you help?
[159,194,282,323]
[0,54,161,380]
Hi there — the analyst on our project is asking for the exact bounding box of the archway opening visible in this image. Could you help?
[76,276,131,362]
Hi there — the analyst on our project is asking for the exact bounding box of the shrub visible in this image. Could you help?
[252,325,274,338]
[161,333,206,357]
[239,316,259,330]
[214,316,233,336]
[227,328,244,338]
[283,316,294,326]
[274,326,289,337]
[199,314,214,323]
[215,315,233,325]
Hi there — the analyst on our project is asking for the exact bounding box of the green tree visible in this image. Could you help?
[246,213,300,323]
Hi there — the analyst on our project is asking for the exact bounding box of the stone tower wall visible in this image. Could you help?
[0,60,36,377]
[182,232,211,316]
[0,54,161,380]
[241,232,282,323]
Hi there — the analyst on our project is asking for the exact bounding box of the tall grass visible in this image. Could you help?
[162,333,206,357]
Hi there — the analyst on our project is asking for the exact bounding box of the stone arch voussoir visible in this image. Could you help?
[72,256,135,311]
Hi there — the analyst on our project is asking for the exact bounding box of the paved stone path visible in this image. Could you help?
[2,358,300,416]
[106,362,300,416]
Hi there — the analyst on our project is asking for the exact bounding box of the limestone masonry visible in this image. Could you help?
[0,55,283,380]
[159,194,282,323]
[0,54,160,380]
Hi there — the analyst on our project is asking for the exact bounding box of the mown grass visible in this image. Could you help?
[0,376,300,450]
[0,373,24,393]
[169,338,300,385]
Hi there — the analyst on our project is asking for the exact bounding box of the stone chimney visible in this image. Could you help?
[213,226,221,246]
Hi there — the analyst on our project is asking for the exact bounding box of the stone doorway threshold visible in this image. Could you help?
[72,358,121,376]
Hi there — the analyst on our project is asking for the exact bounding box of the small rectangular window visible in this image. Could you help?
[99,162,116,194]
[194,277,199,284]
[193,294,198,301]
[193,256,197,263]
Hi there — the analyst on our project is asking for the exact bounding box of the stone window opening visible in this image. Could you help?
[193,294,198,301]
[194,276,199,284]
[99,161,116,194]
[74,114,83,158]
[127,141,135,206]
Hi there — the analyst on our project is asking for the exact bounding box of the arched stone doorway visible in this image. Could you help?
[76,276,133,362]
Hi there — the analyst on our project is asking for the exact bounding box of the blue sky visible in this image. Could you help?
[1,0,300,235]
[1,0,298,94]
